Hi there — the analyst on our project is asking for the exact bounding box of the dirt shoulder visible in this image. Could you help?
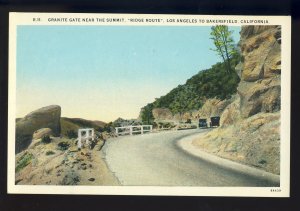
[15,137,119,185]
[190,112,280,175]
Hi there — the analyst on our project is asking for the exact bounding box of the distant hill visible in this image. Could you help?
[140,54,240,124]
[60,117,106,136]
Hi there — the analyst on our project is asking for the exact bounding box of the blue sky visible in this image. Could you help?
[16,25,240,122]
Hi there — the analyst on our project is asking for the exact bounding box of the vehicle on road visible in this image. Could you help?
[210,116,220,127]
[198,118,208,128]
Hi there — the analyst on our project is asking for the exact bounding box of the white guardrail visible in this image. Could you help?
[115,125,153,136]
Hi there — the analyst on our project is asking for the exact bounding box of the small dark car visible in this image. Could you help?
[210,116,220,127]
[198,119,208,128]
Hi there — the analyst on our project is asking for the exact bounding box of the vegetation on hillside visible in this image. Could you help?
[16,152,34,173]
[140,54,241,124]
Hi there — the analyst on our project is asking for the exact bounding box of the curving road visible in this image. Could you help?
[103,129,279,186]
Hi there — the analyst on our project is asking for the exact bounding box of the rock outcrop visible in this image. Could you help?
[152,108,173,121]
[238,76,281,118]
[192,26,282,174]
[16,105,61,153]
[195,98,231,119]
[219,25,282,125]
[32,128,53,140]
[220,96,241,127]
[237,25,281,118]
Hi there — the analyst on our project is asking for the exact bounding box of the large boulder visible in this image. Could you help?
[32,128,53,140]
[28,128,53,149]
[16,105,61,153]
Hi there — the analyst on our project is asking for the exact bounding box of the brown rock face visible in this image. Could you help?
[240,26,277,40]
[238,76,281,118]
[220,97,241,127]
[193,112,280,174]
[16,105,61,153]
[240,26,281,82]
[237,25,281,118]
[196,98,231,119]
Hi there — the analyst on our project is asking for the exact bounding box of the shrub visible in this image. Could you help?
[185,119,192,124]
[103,124,112,133]
[46,150,55,156]
[258,159,267,165]
[162,122,175,128]
[57,141,70,151]
[41,135,51,144]
[66,130,77,139]
[97,127,104,133]
[158,122,164,128]
[16,152,34,172]
[163,122,171,128]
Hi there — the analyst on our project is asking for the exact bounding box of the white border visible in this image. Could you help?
[8,13,291,197]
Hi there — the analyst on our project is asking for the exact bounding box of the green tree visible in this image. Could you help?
[210,25,237,73]
[141,104,154,124]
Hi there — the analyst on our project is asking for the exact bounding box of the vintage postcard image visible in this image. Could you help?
[8,13,291,196]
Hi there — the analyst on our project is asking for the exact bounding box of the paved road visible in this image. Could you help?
[104,129,279,186]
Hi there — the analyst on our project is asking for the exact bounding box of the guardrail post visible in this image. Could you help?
[130,126,133,135]
[141,126,144,134]
[115,128,118,136]
[78,132,82,149]
[86,130,89,145]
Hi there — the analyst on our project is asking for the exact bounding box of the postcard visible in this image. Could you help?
[8,13,291,196]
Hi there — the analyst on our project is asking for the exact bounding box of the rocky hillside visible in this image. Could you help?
[15,135,119,185]
[15,105,118,185]
[139,54,241,124]
[192,26,281,174]
[148,98,232,124]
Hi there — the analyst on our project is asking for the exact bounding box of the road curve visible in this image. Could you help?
[103,129,279,186]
